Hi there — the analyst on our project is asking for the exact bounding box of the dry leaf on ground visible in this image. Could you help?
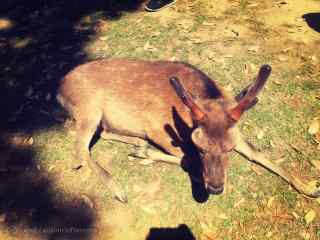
[308,119,319,135]
[304,209,316,225]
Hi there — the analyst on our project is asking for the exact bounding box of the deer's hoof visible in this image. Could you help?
[115,192,128,204]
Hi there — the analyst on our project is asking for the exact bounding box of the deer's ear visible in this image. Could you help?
[191,127,208,149]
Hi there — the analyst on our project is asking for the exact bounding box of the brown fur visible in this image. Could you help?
[57,58,268,198]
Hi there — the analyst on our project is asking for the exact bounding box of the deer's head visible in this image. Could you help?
[170,65,271,194]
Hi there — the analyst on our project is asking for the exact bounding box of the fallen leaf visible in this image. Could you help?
[27,137,34,145]
[7,134,33,146]
[257,129,265,139]
[200,231,217,240]
[304,209,316,225]
[287,28,296,33]
[190,38,202,44]
[278,55,288,62]
[292,211,299,219]
[266,231,273,238]
[315,132,320,143]
[248,3,259,7]
[269,140,276,148]
[151,31,161,37]
[143,42,157,52]
[248,45,259,52]
[13,37,32,48]
[212,58,225,64]
[243,64,250,76]
[217,213,228,220]
[99,36,108,41]
[234,198,245,208]
[200,221,211,232]
[310,55,317,62]
[272,80,282,85]
[267,196,276,208]
[48,165,55,172]
[140,205,156,214]
[199,221,217,240]
[300,231,311,240]
[169,56,178,61]
[138,159,154,165]
[308,119,319,135]
[310,160,320,171]
[275,157,285,164]
[251,164,263,175]
[289,143,302,154]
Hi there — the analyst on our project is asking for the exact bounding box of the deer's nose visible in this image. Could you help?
[206,184,224,195]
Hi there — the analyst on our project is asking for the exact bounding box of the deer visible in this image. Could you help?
[57,58,320,203]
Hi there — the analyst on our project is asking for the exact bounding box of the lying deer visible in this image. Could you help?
[57,59,320,202]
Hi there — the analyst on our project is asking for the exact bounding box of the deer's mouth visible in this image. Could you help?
[206,183,224,195]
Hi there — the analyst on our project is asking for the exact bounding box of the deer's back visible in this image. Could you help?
[58,59,223,154]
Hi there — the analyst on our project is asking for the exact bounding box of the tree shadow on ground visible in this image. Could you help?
[0,0,144,132]
[302,12,320,33]
[0,136,95,239]
[0,1,143,239]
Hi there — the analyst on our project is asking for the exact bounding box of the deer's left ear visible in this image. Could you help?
[191,127,209,150]
[228,64,271,121]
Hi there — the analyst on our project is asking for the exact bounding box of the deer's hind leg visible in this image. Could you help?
[233,128,320,198]
[74,108,127,203]
[100,130,182,165]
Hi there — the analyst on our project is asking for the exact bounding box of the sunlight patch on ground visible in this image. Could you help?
[0,18,14,31]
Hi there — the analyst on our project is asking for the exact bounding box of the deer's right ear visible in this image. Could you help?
[170,76,207,122]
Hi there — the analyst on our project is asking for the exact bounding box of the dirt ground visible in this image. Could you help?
[0,0,320,239]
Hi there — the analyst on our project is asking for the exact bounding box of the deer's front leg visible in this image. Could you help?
[233,130,320,198]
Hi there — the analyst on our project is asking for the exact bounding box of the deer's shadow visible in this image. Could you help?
[164,107,209,203]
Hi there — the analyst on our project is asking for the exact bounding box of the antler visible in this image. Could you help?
[170,77,207,122]
[228,64,272,121]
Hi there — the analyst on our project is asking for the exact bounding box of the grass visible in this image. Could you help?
[1,0,320,239]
